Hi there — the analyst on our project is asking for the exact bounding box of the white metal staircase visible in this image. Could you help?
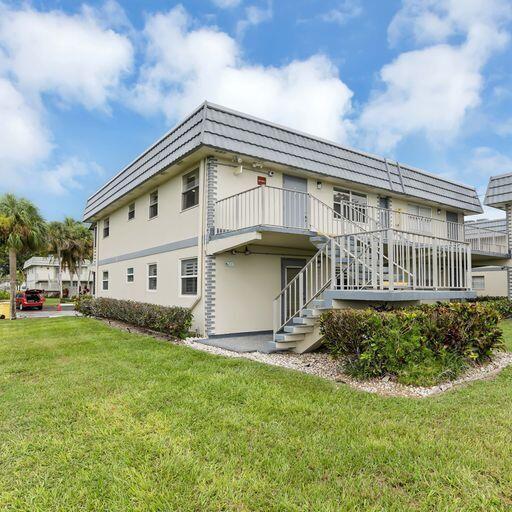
[272,204,472,353]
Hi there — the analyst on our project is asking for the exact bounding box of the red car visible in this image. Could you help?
[15,290,45,310]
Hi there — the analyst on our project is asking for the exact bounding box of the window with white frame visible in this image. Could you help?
[127,267,134,283]
[102,271,109,290]
[128,203,135,221]
[182,169,199,210]
[149,190,158,219]
[148,263,157,290]
[103,217,110,238]
[407,203,432,233]
[181,258,198,295]
[472,276,485,290]
[333,188,367,223]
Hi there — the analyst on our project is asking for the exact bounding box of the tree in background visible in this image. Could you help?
[0,194,47,319]
[47,221,68,299]
[61,218,93,296]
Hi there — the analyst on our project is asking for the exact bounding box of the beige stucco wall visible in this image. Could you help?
[96,245,204,333]
[97,163,203,261]
[472,269,508,297]
[214,245,314,335]
[93,159,206,334]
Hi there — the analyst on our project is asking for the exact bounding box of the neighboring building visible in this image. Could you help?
[23,257,93,295]
[471,266,508,297]
[84,102,500,352]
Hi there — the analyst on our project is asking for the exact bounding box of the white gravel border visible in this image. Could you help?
[101,319,512,398]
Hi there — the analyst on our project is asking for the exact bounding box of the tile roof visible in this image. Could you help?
[84,102,482,220]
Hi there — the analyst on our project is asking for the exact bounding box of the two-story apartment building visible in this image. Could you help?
[23,257,93,295]
[84,102,493,352]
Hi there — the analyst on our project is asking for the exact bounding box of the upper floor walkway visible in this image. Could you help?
[212,185,509,258]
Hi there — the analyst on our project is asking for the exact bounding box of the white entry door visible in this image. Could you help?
[283,174,308,229]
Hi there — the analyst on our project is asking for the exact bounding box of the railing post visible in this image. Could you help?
[432,237,438,289]
[330,238,336,290]
[388,228,394,291]
[261,186,266,225]
[371,235,377,289]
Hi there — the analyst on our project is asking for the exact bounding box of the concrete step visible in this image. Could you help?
[273,340,299,350]
[284,325,314,334]
[275,332,306,343]
[293,316,317,326]
[301,308,321,318]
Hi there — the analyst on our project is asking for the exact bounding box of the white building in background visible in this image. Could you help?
[23,257,93,295]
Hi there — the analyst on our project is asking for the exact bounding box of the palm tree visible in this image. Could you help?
[47,221,67,299]
[61,218,92,296]
[0,194,47,319]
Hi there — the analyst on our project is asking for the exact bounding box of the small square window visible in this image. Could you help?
[472,276,485,290]
[102,271,109,290]
[181,258,198,295]
[149,191,158,219]
[103,218,110,238]
[127,267,134,283]
[182,170,199,211]
[148,263,157,290]
[128,203,135,221]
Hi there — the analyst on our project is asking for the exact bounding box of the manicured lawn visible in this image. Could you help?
[1,318,512,511]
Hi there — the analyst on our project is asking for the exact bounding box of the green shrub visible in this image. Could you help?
[320,302,504,386]
[75,296,193,339]
[0,290,9,300]
[471,297,512,319]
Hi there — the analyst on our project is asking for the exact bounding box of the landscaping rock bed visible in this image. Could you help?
[100,318,512,398]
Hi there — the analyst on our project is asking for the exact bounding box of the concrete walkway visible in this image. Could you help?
[197,333,279,353]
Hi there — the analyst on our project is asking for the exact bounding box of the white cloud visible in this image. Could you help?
[130,5,353,143]
[0,1,132,198]
[320,0,362,25]
[0,78,51,169]
[470,146,512,177]
[236,1,273,36]
[0,2,133,110]
[40,158,103,196]
[359,0,512,152]
[212,0,242,8]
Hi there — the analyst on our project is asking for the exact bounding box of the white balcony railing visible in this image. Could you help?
[273,229,472,333]
[215,186,468,241]
[464,225,508,255]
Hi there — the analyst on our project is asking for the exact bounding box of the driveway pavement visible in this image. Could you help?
[15,304,81,319]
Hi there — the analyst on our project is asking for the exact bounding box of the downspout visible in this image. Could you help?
[189,157,207,313]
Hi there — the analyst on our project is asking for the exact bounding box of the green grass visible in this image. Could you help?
[1,318,512,511]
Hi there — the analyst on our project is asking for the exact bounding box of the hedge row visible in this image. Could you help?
[75,296,193,339]
[470,297,512,319]
[320,302,504,386]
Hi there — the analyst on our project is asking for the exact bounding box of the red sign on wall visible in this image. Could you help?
[257,176,267,185]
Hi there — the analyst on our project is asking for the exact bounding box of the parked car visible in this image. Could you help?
[15,290,45,310]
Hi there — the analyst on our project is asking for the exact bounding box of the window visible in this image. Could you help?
[472,276,485,290]
[333,188,367,223]
[407,204,432,233]
[103,217,110,238]
[128,203,135,220]
[149,190,158,219]
[181,258,198,295]
[102,271,109,290]
[407,204,432,218]
[182,169,199,210]
[148,263,157,290]
[127,267,134,283]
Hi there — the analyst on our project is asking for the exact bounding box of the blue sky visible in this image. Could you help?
[1,0,511,220]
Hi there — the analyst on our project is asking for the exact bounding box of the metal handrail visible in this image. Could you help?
[215,185,470,242]
[273,227,472,334]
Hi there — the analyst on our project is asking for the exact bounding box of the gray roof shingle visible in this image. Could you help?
[484,172,512,209]
[84,102,482,220]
